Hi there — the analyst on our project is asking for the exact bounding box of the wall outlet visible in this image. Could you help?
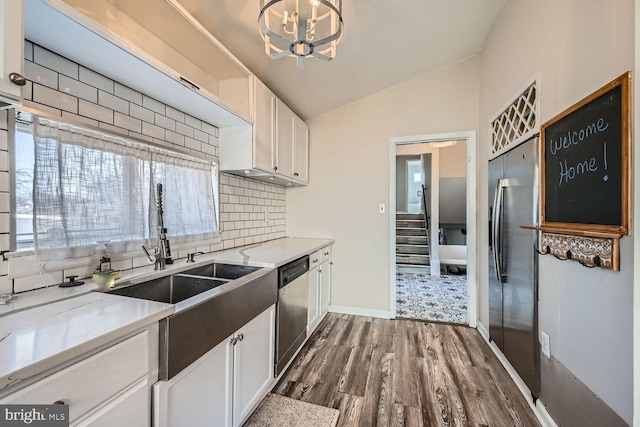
[379,203,386,214]
[540,330,551,358]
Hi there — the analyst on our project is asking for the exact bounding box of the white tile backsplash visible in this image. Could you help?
[142,121,165,139]
[185,115,201,130]
[165,106,185,123]
[155,113,176,131]
[14,271,63,293]
[22,81,33,101]
[79,67,113,93]
[0,193,9,212]
[114,112,142,133]
[99,91,129,114]
[59,75,98,103]
[115,83,143,105]
[24,61,58,89]
[142,95,165,114]
[130,104,155,124]
[61,111,99,128]
[33,84,78,113]
[24,40,33,62]
[34,45,78,79]
[0,133,6,150]
[79,99,114,124]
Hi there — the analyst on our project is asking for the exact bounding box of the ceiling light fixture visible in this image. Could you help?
[259,0,343,68]
[430,141,458,148]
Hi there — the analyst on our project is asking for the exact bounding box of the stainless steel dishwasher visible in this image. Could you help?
[275,255,309,376]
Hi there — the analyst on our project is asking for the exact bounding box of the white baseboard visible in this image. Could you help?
[476,320,558,427]
[328,305,391,319]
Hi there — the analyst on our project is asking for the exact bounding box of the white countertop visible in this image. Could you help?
[0,237,332,393]
[0,292,173,391]
[211,237,334,268]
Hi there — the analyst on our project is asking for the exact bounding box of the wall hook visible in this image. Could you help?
[579,255,601,269]
[553,250,572,261]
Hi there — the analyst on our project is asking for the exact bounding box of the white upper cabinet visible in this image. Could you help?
[293,115,309,183]
[0,0,24,107]
[25,0,251,127]
[275,99,295,179]
[219,78,309,186]
[253,80,276,173]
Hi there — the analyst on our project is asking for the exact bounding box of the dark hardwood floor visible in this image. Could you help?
[274,313,540,427]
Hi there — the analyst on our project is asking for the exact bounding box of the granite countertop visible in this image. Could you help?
[211,237,334,267]
[0,292,173,391]
[0,237,333,394]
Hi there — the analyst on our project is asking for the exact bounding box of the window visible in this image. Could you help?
[12,114,219,258]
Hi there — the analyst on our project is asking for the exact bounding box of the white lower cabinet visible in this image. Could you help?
[308,245,332,335]
[153,304,276,427]
[0,329,153,427]
[76,379,149,427]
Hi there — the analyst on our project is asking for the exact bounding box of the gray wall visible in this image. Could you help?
[395,155,420,212]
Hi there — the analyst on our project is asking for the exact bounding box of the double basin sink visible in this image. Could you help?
[106,262,277,380]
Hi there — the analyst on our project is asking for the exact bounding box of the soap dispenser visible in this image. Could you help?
[92,241,111,273]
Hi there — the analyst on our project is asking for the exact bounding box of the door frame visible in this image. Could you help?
[389,130,477,327]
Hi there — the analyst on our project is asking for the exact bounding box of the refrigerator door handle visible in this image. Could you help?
[492,179,505,282]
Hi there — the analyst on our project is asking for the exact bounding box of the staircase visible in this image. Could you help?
[396,212,430,267]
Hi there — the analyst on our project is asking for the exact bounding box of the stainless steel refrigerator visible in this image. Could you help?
[488,135,540,398]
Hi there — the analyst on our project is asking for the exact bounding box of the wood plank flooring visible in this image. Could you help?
[274,313,540,427]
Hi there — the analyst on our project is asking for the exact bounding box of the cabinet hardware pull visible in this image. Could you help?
[294,172,299,176]
[238,333,244,341]
[274,166,278,171]
[179,76,200,91]
[53,400,65,405]
[230,337,238,345]
[9,73,26,86]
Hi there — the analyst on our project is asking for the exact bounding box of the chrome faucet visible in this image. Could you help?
[186,252,205,263]
[142,245,166,271]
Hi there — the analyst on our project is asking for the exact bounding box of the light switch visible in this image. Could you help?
[379,204,386,214]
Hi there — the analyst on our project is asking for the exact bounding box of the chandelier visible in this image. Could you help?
[259,0,344,68]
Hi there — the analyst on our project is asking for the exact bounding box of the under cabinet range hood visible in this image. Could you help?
[24,0,253,128]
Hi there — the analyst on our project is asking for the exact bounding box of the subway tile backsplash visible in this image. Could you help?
[0,41,286,294]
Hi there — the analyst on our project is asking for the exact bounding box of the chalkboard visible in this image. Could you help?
[541,72,631,235]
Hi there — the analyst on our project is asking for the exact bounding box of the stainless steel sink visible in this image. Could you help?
[104,261,277,380]
[107,275,226,304]
[181,263,261,280]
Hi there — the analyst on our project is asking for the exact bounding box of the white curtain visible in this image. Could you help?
[32,117,218,260]
[150,150,219,245]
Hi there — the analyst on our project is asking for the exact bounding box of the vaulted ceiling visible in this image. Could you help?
[175,0,506,120]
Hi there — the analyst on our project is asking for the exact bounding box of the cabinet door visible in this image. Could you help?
[0,0,24,102]
[307,266,320,335]
[154,336,233,427]
[320,260,331,315]
[75,379,148,427]
[293,116,308,183]
[275,99,295,178]
[253,80,275,172]
[233,305,276,427]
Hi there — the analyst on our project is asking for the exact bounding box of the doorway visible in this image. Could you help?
[389,131,477,327]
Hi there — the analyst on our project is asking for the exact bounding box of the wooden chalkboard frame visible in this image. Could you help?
[540,72,631,236]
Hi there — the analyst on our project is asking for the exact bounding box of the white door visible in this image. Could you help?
[275,100,295,178]
[232,305,276,427]
[154,336,233,427]
[253,80,275,172]
[0,0,24,102]
[319,260,331,315]
[307,266,320,334]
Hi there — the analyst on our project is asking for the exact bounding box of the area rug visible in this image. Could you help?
[244,393,340,427]
[396,270,467,324]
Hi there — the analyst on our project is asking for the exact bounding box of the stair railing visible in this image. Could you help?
[421,184,431,251]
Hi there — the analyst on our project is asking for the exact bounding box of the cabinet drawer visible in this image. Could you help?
[309,250,322,268]
[320,246,332,263]
[75,379,149,427]
[1,331,149,423]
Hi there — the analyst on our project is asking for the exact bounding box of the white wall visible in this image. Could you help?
[479,0,633,423]
[287,57,479,313]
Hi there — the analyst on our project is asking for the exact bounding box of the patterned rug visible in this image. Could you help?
[395,269,467,324]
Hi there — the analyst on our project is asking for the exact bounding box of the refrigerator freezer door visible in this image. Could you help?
[501,138,540,397]
[488,158,505,352]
